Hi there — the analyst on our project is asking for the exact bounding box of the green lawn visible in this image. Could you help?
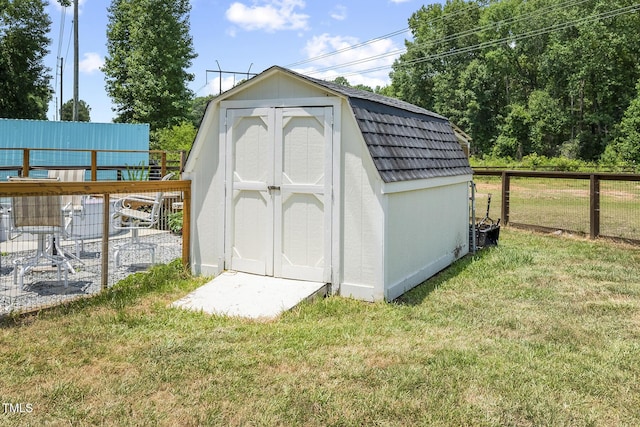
[1,229,640,426]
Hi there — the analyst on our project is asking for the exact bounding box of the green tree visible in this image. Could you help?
[541,0,640,159]
[390,0,640,161]
[0,0,52,119]
[103,0,197,131]
[152,121,196,162]
[493,103,531,158]
[332,76,350,87]
[389,0,482,115]
[190,94,214,128]
[527,90,567,157]
[331,76,375,93]
[602,80,640,166]
[60,99,91,122]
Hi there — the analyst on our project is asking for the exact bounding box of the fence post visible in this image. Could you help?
[91,150,98,181]
[182,182,191,270]
[161,151,167,178]
[22,149,30,177]
[501,171,510,225]
[101,193,110,289]
[179,150,186,174]
[590,174,600,239]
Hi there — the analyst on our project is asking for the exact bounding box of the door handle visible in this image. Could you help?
[268,185,280,191]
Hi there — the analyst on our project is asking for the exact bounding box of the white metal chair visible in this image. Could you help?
[9,178,75,289]
[48,169,86,257]
[111,173,174,267]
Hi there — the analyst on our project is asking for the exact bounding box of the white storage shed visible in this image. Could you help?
[183,66,473,301]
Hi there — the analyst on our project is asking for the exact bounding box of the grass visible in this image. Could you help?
[1,230,640,426]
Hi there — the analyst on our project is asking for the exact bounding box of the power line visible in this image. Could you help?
[304,0,591,77]
[55,5,68,61]
[284,28,410,68]
[399,3,640,68]
[54,5,69,120]
[64,24,73,74]
[284,1,482,69]
[335,3,640,79]
[305,2,639,79]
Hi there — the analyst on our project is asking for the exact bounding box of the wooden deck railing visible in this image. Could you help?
[0,148,186,181]
[0,179,191,286]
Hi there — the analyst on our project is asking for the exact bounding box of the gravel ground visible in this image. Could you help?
[0,231,182,316]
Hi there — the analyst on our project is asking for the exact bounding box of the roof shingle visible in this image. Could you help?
[273,67,473,183]
[349,99,472,183]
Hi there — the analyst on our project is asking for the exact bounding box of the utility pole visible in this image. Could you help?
[73,0,79,121]
[59,57,64,120]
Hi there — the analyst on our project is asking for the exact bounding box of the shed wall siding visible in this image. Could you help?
[229,74,329,102]
[383,181,470,300]
[186,104,225,276]
[339,107,385,301]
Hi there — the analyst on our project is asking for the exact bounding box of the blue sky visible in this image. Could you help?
[45,0,445,123]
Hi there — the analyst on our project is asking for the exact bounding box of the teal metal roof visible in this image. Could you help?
[0,119,149,180]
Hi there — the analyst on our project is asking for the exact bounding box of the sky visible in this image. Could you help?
[45,0,445,123]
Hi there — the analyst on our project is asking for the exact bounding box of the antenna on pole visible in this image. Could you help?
[206,62,259,96]
[216,60,222,95]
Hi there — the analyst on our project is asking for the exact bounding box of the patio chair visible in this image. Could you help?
[111,173,174,267]
[48,169,86,257]
[9,177,75,289]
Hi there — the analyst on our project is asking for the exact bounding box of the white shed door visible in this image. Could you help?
[226,107,332,283]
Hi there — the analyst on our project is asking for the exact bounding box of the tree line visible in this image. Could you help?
[385,0,640,165]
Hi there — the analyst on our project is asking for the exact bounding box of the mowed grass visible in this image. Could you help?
[474,176,640,240]
[1,230,640,426]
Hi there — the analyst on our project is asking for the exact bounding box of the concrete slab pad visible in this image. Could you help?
[171,271,326,320]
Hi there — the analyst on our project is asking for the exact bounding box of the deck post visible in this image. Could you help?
[22,149,30,177]
[161,151,167,178]
[91,150,98,181]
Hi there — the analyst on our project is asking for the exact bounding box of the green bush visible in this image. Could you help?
[470,155,614,172]
[168,210,183,234]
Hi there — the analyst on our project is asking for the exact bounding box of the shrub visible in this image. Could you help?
[168,210,183,234]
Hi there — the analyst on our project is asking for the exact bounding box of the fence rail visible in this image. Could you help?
[473,170,640,244]
[0,148,186,181]
[0,179,190,316]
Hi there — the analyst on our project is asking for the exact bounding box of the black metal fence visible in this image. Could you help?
[473,170,640,244]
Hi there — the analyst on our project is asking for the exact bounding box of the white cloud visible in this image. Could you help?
[205,75,242,96]
[225,0,309,32]
[79,52,104,73]
[297,33,403,88]
[330,5,347,21]
[389,0,413,3]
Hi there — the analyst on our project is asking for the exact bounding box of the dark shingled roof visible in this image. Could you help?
[291,68,473,183]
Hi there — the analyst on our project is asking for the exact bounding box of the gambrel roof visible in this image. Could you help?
[193,66,473,184]
[291,69,473,183]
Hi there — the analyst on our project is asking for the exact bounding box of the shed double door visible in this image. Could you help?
[225,106,333,283]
